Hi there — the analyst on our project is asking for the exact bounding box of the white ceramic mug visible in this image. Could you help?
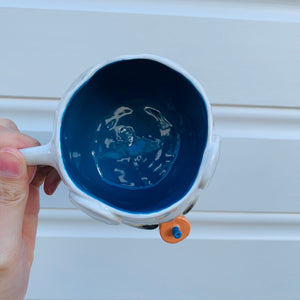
[21,54,220,228]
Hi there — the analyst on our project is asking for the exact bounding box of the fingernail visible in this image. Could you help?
[0,148,22,178]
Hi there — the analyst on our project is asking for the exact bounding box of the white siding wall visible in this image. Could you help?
[0,1,300,299]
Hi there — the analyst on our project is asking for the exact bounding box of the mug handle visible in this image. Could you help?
[20,143,54,166]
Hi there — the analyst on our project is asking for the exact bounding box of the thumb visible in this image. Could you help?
[0,147,29,245]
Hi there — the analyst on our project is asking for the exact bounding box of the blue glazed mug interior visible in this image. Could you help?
[60,58,208,213]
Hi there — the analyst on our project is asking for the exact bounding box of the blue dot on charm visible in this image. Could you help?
[172,226,182,239]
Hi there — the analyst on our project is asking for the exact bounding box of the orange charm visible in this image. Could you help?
[159,215,191,244]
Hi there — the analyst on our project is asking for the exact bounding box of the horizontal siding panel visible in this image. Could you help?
[27,234,300,300]
[36,209,300,241]
[0,7,299,107]
[196,138,300,212]
[27,209,300,300]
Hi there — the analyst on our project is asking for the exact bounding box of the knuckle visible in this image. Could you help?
[0,180,27,206]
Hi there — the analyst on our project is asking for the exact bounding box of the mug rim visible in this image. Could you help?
[53,54,215,221]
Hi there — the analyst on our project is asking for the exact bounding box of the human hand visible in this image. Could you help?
[0,119,61,300]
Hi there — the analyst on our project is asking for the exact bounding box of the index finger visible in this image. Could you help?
[0,118,19,131]
[0,121,40,149]
[0,119,40,183]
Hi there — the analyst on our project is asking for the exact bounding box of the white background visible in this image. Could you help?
[0,1,300,299]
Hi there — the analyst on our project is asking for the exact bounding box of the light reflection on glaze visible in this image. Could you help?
[90,105,180,189]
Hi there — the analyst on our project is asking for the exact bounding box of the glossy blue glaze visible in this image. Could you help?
[60,59,208,213]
